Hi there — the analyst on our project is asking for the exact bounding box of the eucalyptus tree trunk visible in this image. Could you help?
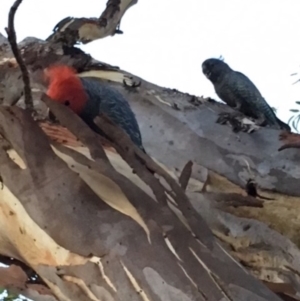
[0,1,299,301]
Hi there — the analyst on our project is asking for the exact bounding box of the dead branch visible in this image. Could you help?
[5,0,33,110]
[46,0,138,45]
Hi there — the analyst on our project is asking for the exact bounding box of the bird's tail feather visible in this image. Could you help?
[276,117,291,131]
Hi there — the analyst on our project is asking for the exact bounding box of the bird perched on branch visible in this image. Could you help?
[202,58,290,131]
[45,65,145,151]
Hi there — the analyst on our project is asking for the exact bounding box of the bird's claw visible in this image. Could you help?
[216,112,240,125]
[216,112,260,133]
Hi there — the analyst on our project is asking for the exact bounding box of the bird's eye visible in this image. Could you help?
[64,100,70,106]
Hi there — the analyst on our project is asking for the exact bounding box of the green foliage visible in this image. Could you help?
[0,288,26,301]
[4,291,18,301]
[289,71,300,132]
[288,101,300,132]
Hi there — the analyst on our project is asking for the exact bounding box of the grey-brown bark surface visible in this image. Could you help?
[0,2,300,301]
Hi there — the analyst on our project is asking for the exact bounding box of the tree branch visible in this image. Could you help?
[46,0,138,46]
[5,0,33,111]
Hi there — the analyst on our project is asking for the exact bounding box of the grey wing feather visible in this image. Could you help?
[214,74,241,108]
[80,77,145,151]
[218,71,279,125]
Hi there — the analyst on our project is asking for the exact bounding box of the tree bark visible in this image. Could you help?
[0,2,300,301]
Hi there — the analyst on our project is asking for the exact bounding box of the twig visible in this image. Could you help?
[292,78,300,85]
[5,0,33,111]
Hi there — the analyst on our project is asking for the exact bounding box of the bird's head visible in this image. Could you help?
[44,65,88,115]
[202,58,230,82]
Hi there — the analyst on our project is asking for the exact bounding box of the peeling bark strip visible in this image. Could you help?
[179,160,193,190]
[0,106,283,301]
